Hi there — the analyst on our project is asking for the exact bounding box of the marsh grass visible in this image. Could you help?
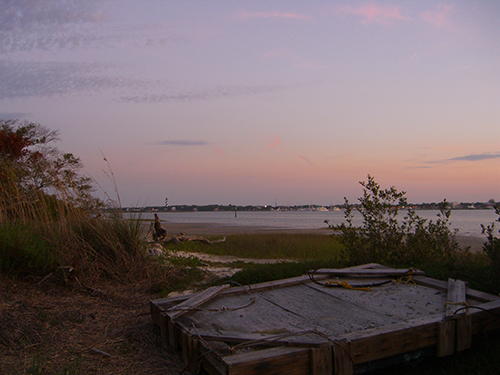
[167,232,344,261]
[0,178,182,289]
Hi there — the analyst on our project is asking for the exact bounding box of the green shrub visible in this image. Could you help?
[216,259,342,286]
[336,175,461,270]
[481,203,500,274]
[0,222,57,275]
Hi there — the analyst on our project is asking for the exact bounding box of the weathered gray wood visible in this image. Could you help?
[312,268,425,277]
[413,275,499,303]
[456,313,472,352]
[150,263,500,375]
[190,328,331,347]
[190,337,200,374]
[470,298,500,334]
[223,346,311,375]
[333,339,353,375]
[181,277,450,346]
[198,340,229,375]
[149,300,163,325]
[311,346,333,375]
[159,313,168,342]
[167,284,230,320]
[341,314,443,364]
[153,264,387,309]
[446,279,467,317]
[437,319,455,357]
[168,319,178,350]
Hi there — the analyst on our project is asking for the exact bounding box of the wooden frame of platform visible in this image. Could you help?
[150,263,500,375]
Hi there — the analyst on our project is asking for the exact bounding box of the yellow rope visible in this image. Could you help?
[394,268,417,287]
[326,279,371,292]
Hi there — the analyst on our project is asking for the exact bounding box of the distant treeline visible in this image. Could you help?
[123,201,497,213]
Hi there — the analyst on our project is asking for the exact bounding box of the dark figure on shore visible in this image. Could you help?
[153,214,167,241]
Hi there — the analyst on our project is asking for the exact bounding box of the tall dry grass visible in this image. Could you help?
[0,173,179,289]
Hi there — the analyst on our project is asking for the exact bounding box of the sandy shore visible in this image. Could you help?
[153,221,487,253]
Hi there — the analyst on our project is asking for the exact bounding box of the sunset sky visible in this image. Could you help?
[1,0,498,206]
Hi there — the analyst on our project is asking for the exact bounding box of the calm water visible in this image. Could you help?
[136,209,498,237]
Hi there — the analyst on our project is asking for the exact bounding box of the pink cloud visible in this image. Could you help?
[421,4,458,33]
[266,136,314,166]
[338,4,409,25]
[214,148,225,156]
[237,10,312,21]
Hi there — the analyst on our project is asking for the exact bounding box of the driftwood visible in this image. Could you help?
[163,233,226,245]
[149,216,226,245]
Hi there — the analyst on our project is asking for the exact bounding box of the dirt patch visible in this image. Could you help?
[0,278,188,375]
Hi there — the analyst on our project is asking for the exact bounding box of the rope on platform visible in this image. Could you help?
[394,267,417,287]
[307,267,419,291]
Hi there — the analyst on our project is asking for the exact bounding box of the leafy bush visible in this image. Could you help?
[217,260,342,286]
[0,222,57,275]
[481,203,500,273]
[0,120,175,287]
[336,175,462,270]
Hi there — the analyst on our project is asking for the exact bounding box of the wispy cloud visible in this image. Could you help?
[267,136,314,166]
[237,10,311,21]
[406,166,433,169]
[0,0,186,54]
[154,140,208,146]
[428,152,500,163]
[119,83,290,103]
[0,58,292,102]
[421,4,458,33]
[337,5,409,26]
[0,0,106,53]
[0,112,30,120]
[446,153,500,162]
[0,59,136,99]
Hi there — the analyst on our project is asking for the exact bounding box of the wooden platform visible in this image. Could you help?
[150,263,500,375]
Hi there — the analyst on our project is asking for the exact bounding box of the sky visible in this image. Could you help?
[0,0,499,207]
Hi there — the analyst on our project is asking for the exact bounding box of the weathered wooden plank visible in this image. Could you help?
[223,346,311,375]
[149,300,163,326]
[470,298,500,334]
[304,280,446,323]
[168,319,180,351]
[413,276,499,303]
[311,346,333,375]
[149,263,500,375]
[159,313,168,343]
[437,319,455,357]
[190,328,331,347]
[151,264,422,313]
[198,340,229,375]
[456,313,472,352]
[155,264,384,308]
[464,289,500,303]
[311,268,425,277]
[168,284,231,320]
[341,314,443,364]
[446,279,467,317]
[333,339,353,375]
